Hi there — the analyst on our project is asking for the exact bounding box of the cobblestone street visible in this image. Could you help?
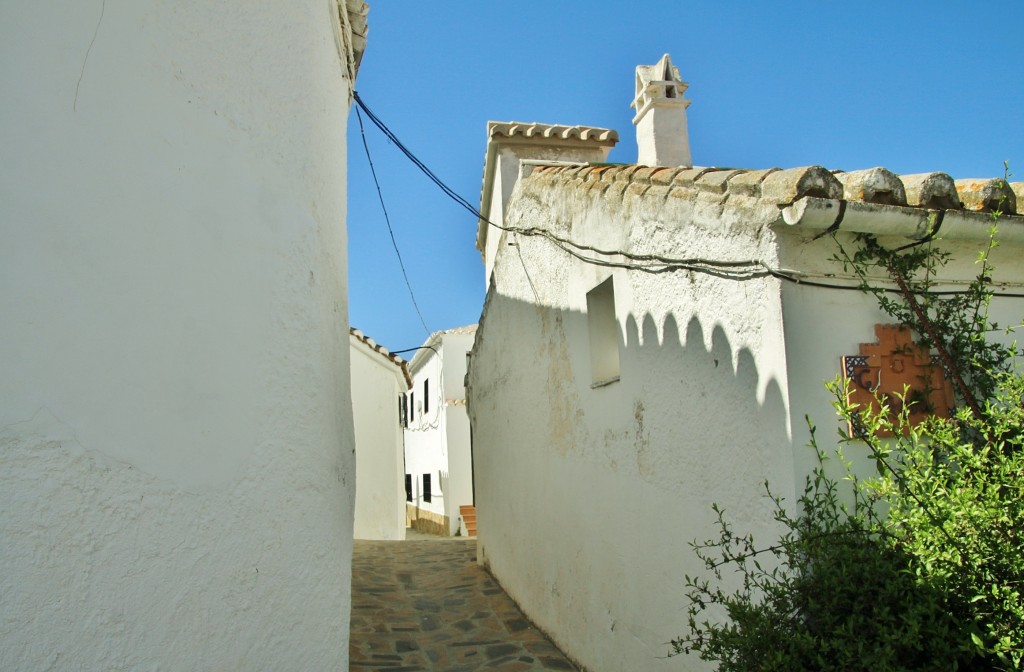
[350,537,578,671]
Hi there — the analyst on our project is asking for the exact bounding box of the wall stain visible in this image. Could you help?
[633,399,652,478]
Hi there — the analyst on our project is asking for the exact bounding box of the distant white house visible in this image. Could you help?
[468,54,1024,672]
[350,328,411,540]
[403,325,477,536]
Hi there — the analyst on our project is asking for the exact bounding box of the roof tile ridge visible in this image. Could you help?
[900,172,960,210]
[575,165,604,181]
[761,166,843,205]
[522,165,569,188]
[725,168,781,198]
[695,168,748,194]
[955,178,1017,214]
[835,167,907,206]
[615,165,650,181]
[349,326,409,373]
[486,120,617,143]
[623,166,663,199]
[1010,182,1024,214]
[563,165,593,181]
[600,165,637,198]
[649,167,686,186]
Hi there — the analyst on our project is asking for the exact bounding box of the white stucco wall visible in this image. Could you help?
[404,329,476,535]
[0,2,359,669]
[481,139,616,284]
[470,170,797,672]
[470,164,1024,672]
[351,336,407,540]
[405,346,447,523]
[440,332,476,533]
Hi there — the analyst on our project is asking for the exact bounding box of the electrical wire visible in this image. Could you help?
[354,103,431,338]
[354,92,481,221]
[352,92,1024,299]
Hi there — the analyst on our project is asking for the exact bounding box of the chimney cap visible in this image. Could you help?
[632,53,689,121]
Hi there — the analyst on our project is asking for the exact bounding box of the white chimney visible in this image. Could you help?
[631,53,692,168]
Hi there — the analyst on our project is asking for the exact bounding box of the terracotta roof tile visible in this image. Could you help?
[488,122,618,144]
[695,169,745,194]
[350,327,412,389]
[1012,182,1024,208]
[649,167,685,186]
[761,166,843,203]
[955,178,1017,214]
[834,167,907,206]
[519,162,1024,236]
[900,173,961,210]
[727,168,780,197]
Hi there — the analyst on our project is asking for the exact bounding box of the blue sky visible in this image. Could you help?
[347,2,1024,353]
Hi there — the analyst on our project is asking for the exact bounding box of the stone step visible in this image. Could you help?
[459,505,477,537]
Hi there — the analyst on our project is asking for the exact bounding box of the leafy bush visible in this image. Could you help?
[676,426,980,672]
[866,378,1024,669]
[675,202,1024,670]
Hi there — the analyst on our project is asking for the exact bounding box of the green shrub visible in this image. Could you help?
[676,429,979,672]
[675,202,1024,670]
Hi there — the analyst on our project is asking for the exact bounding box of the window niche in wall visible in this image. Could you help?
[586,277,620,387]
[422,473,432,503]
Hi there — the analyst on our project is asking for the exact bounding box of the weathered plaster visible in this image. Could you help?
[471,168,794,672]
[469,158,1024,672]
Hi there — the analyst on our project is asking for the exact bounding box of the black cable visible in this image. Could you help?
[354,104,431,338]
[392,345,440,356]
[354,92,481,220]
[352,92,1024,300]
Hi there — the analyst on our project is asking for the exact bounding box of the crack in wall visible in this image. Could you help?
[74,0,108,112]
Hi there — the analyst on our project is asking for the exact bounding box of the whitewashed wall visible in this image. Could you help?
[470,172,797,672]
[439,331,476,533]
[404,330,476,535]
[405,347,447,526]
[470,164,1024,672]
[351,336,407,540]
[0,2,359,669]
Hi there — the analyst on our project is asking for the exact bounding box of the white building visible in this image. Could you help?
[350,328,410,540]
[0,2,368,669]
[403,325,477,536]
[468,54,1024,672]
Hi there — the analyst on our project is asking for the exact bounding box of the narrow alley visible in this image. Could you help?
[350,536,578,672]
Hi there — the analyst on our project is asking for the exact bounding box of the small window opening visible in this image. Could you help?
[410,392,415,421]
[422,473,432,503]
[663,62,676,98]
[423,378,429,414]
[587,277,620,386]
[405,474,412,502]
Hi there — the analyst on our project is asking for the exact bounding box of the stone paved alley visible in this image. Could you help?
[350,537,578,671]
